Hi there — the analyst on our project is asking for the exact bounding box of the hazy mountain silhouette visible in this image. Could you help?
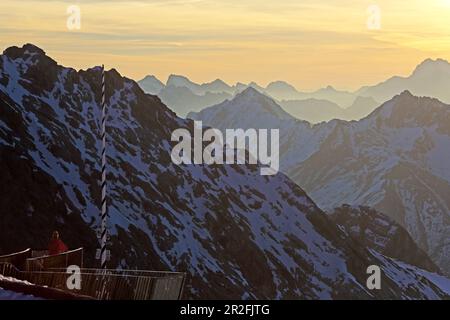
[137,76,364,119]
[279,98,344,123]
[158,85,231,117]
[273,96,379,123]
[167,74,234,95]
[343,96,379,120]
[299,85,357,107]
[139,58,450,120]
[265,81,299,100]
[138,75,165,95]
[138,75,234,117]
[357,58,450,104]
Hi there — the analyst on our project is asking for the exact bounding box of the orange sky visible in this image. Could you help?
[1,0,450,90]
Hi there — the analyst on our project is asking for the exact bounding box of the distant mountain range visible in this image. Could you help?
[189,88,450,276]
[138,75,233,117]
[278,96,379,123]
[2,44,450,299]
[139,58,450,122]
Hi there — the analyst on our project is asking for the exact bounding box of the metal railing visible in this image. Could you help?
[0,262,21,279]
[47,268,186,300]
[0,248,31,270]
[25,248,83,272]
[0,251,186,300]
[31,250,49,258]
[27,269,185,300]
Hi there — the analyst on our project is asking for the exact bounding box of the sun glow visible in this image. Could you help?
[0,0,449,90]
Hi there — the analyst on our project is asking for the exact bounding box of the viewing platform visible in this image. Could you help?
[0,248,186,300]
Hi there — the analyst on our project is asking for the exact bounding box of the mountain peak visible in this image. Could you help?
[315,85,338,94]
[210,78,227,85]
[266,81,298,92]
[237,86,263,97]
[141,75,161,82]
[138,75,165,95]
[368,89,450,128]
[247,81,265,91]
[390,89,450,108]
[166,74,192,86]
[3,43,46,59]
[417,57,449,67]
[201,78,232,91]
[379,90,417,111]
[22,43,46,55]
[412,58,450,76]
[167,74,188,80]
[227,86,294,120]
[397,90,414,98]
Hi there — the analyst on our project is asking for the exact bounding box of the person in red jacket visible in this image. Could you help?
[48,231,68,255]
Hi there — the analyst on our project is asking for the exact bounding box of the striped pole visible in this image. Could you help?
[100,65,108,269]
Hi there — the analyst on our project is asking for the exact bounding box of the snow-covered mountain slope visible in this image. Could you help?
[288,92,450,274]
[188,88,338,171]
[1,44,450,299]
[330,205,440,273]
[0,287,44,300]
[367,252,450,299]
[0,276,44,300]
[189,87,294,124]
[196,93,378,125]
[189,89,450,276]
